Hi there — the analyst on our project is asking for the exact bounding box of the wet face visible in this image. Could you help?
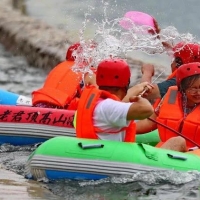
[185,79,200,105]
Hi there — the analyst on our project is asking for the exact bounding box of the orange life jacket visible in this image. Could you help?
[166,69,177,80]
[32,61,82,109]
[153,69,177,109]
[156,86,200,148]
[76,86,136,142]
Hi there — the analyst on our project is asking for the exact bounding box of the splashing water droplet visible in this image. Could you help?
[70,2,195,74]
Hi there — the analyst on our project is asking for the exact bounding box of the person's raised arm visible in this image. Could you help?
[126,96,154,121]
[140,63,162,100]
[140,63,154,83]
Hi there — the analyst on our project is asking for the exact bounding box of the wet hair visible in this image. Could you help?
[174,57,183,68]
[180,74,200,92]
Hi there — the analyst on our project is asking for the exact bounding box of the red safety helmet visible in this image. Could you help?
[176,62,200,87]
[173,42,200,64]
[66,43,81,61]
[96,58,131,87]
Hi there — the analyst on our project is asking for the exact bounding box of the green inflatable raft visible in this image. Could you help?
[136,129,160,146]
[25,136,200,181]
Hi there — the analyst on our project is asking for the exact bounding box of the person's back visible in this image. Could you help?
[75,58,154,142]
[32,43,84,110]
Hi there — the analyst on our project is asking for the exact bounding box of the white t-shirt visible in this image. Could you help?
[93,98,132,141]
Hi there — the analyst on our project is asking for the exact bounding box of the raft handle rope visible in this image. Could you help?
[78,142,104,149]
[167,153,187,160]
[148,117,200,149]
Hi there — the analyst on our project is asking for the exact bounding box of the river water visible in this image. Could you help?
[0,44,45,95]
[1,0,200,199]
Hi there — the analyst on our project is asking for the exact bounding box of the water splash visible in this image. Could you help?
[78,170,200,187]
[160,26,194,47]
[71,1,196,75]
[46,171,200,199]
[0,143,37,152]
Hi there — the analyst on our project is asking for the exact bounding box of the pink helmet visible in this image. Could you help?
[66,43,81,61]
[173,42,200,64]
[176,62,200,87]
[96,58,131,87]
[119,11,159,34]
